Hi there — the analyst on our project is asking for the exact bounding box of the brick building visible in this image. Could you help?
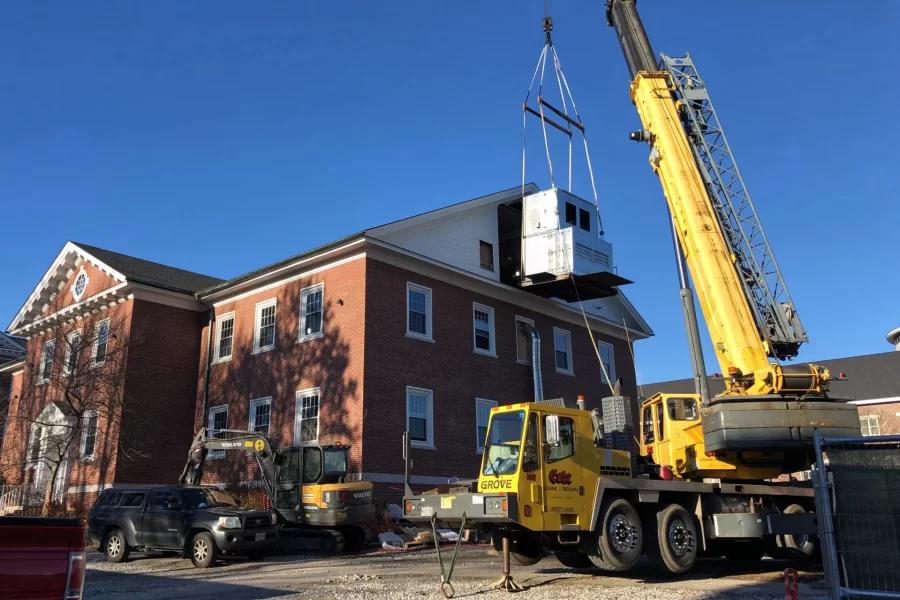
[1,185,653,507]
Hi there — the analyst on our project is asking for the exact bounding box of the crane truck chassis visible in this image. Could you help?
[404,401,821,595]
[180,428,375,553]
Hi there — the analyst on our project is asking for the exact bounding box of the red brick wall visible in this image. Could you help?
[361,258,637,483]
[858,403,900,435]
[113,299,205,485]
[43,260,120,316]
[196,258,367,483]
[0,371,25,485]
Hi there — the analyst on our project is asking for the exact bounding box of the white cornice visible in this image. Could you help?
[11,282,130,336]
[129,283,206,312]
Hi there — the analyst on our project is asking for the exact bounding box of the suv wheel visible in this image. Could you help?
[104,529,131,563]
[190,532,219,568]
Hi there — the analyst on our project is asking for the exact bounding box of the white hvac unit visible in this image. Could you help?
[520,189,628,301]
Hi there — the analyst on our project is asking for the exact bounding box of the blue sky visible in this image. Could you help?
[1,1,897,384]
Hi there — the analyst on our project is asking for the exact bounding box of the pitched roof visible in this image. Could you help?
[73,243,224,294]
[640,351,900,402]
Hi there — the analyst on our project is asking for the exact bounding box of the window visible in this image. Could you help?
[213,313,234,362]
[597,341,616,383]
[475,398,497,453]
[666,397,699,421]
[860,414,880,437]
[28,425,43,461]
[151,491,180,510]
[249,397,272,435]
[39,340,55,383]
[515,316,535,364]
[565,202,577,226]
[120,492,146,508]
[642,405,655,444]
[72,269,89,302]
[545,416,575,463]
[254,299,277,353]
[479,241,494,271]
[579,208,591,232]
[473,303,496,356]
[107,492,122,507]
[295,388,320,444]
[303,447,322,484]
[406,386,434,448]
[92,319,109,366]
[208,405,228,458]
[299,284,324,341]
[406,283,433,340]
[523,413,540,472]
[80,411,98,459]
[553,328,573,374]
[63,330,81,376]
[656,403,665,441]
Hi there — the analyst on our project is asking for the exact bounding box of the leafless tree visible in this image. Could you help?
[4,309,136,509]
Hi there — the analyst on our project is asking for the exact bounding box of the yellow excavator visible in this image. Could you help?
[403,1,860,592]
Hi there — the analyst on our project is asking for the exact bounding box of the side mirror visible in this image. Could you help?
[545,415,560,446]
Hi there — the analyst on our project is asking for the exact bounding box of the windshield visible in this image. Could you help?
[482,410,527,476]
[324,448,348,474]
[205,489,237,506]
[180,488,229,509]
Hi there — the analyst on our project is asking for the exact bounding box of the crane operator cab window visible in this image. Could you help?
[482,410,530,476]
[545,416,575,463]
[666,397,699,421]
[643,405,655,444]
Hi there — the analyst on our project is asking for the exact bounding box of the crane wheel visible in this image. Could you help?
[554,551,595,570]
[766,504,816,563]
[589,497,642,571]
[645,504,698,574]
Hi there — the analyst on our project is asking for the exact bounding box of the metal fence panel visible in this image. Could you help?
[814,431,900,600]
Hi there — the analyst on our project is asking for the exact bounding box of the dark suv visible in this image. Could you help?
[88,486,279,568]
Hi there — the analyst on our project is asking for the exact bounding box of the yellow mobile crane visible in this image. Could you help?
[403,3,861,592]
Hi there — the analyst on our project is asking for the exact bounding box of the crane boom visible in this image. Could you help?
[605,0,827,398]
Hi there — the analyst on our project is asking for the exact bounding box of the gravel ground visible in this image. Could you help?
[84,545,826,600]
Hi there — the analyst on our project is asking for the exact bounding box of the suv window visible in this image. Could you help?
[150,491,180,510]
[107,492,123,507]
[93,492,111,509]
[120,492,146,508]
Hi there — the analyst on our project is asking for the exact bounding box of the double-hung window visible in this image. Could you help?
[860,414,880,437]
[254,299,277,353]
[208,405,228,458]
[475,398,497,453]
[407,386,434,448]
[295,388,320,444]
[214,313,235,362]
[597,341,616,384]
[249,397,272,435]
[80,411,98,459]
[407,283,433,341]
[473,303,496,356]
[299,284,324,341]
[92,319,109,366]
[28,424,44,462]
[63,330,81,376]
[39,340,55,383]
[553,327,573,375]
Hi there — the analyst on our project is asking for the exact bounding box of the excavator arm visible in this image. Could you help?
[178,428,277,500]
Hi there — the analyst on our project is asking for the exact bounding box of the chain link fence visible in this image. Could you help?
[813,430,900,600]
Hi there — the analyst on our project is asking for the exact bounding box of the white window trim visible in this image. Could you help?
[38,340,55,384]
[553,327,574,376]
[406,386,435,449]
[63,329,82,377]
[298,283,325,343]
[207,405,229,459]
[597,340,616,384]
[249,397,272,434]
[475,398,498,454]
[91,318,110,368]
[294,387,321,445]
[213,312,235,364]
[71,267,90,302]
[406,282,434,342]
[515,316,535,365]
[253,299,277,354]
[472,303,497,358]
[79,410,98,461]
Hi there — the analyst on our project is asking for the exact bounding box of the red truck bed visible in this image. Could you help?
[0,516,86,600]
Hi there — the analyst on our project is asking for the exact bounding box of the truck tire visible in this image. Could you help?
[104,529,131,563]
[767,504,816,563]
[190,532,219,568]
[645,504,698,575]
[510,544,544,566]
[723,539,766,563]
[589,498,643,572]
[555,551,594,570]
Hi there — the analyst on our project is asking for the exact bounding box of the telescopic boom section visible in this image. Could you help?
[605,0,828,397]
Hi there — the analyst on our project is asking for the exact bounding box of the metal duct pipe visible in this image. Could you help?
[522,323,544,402]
